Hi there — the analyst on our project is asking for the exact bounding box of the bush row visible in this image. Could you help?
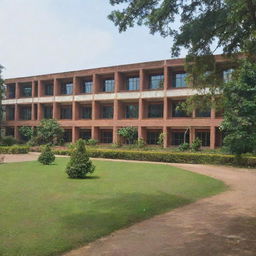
[52,148,256,168]
[0,145,30,154]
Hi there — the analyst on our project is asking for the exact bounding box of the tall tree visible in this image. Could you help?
[221,60,256,155]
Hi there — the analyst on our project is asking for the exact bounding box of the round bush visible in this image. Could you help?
[38,145,55,165]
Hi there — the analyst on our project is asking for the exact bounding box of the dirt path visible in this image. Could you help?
[2,154,256,255]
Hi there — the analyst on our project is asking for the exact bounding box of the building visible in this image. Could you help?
[2,56,229,148]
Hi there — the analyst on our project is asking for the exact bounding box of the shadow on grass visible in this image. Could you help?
[60,192,192,246]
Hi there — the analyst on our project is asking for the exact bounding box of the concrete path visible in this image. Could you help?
[2,154,256,255]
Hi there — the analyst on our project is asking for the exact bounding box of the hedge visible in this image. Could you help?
[51,148,256,168]
[0,145,30,154]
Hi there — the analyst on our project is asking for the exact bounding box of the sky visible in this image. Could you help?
[0,0,186,79]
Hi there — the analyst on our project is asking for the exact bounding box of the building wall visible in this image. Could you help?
[2,56,227,148]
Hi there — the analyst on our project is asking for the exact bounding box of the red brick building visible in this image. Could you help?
[2,56,230,148]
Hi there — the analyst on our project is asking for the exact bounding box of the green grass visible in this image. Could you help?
[0,159,227,256]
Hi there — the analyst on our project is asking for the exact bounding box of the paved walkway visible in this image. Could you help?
[2,154,256,255]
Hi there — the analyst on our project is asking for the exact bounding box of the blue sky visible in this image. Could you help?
[0,0,185,78]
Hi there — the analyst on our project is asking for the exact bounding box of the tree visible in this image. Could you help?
[19,126,33,142]
[33,119,64,145]
[221,60,256,155]
[109,0,256,59]
[38,145,55,165]
[66,139,95,179]
[118,127,138,144]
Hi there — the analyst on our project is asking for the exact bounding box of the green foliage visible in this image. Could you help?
[157,132,166,148]
[85,138,98,146]
[178,143,190,152]
[136,137,146,148]
[66,139,95,179]
[19,126,33,142]
[33,119,64,145]
[221,60,256,155]
[0,136,18,146]
[191,138,202,152]
[38,145,55,165]
[118,127,138,144]
[52,148,256,168]
[109,0,256,58]
[0,145,29,154]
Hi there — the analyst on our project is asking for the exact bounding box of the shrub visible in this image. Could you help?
[157,132,166,148]
[66,139,95,179]
[38,145,55,165]
[33,119,64,145]
[178,143,190,152]
[0,145,29,154]
[0,136,18,146]
[136,138,146,148]
[19,126,33,142]
[191,138,202,151]
[118,127,138,145]
[85,139,98,146]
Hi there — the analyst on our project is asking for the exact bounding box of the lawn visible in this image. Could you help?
[0,158,226,256]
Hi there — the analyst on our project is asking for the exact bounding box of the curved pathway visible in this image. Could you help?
[2,154,256,255]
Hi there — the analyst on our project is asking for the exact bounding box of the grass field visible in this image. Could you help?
[0,158,226,256]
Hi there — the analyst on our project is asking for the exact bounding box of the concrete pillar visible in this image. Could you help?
[113,126,120,144]
[38,103,43,120]
[53,102,60,119]
[92,127,100,141]
[72,127,79,143]
[72,102,79,120]
[163,97,168,120]
[114,99,119,120]
[14,126,19,140]
[163,126,168,148]
[15,104,19,121]
[138,126,146,141]
[114,72,121,93]
[31,103,35,121]
[53,78,59,96]
[93,74,100,93]
[190,127,195,144]
[139,69,145,91]
[164,65,169,90]
[15,82,20,99]
[210,126,216,149]
[38,80,43,97]
[139,98,144,120]
[32,81,35,98]
[73,76,80,95]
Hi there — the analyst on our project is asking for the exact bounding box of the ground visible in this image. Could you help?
[0,155,225,256]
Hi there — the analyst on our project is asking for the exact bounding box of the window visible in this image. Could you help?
[7,107,15,120]
[196,131,210,147]
[6,127,14,137]
[149,75,164,89]
[21,84,32,97]
[44,84,53,96]
[60,106,72,119]
[126,77,139,91]
[83,81,92,93]
[172,102,189,117]
[63,130,72,142]
[148,104,163,118]
[223,69,234,83]
[174,73,187,88]
[20,106,31,120]
[101,130,113,143]
[147,131,161,145]
[80,129,91,140]
[43,106,53,119]
[61,83,73,95]
[196,109,211,117]
[103,79,114,92]
[80,106,92,119]
[102,105,113,119]
[172,131,189,146]
[8,85,15,98]
[125,105,138,119]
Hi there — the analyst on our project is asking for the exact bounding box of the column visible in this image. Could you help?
[73,76,80,95]
[139,98,144,120]
[211,107,216,119]
[114,99,119,120]
[163,126,168,148]
[37,103,43,120]
[53,78,59,96]
[38,80,43,97]
[72,126,79,143]
[113,126,120,144]
[190,127,195,144]
[32,81,35,98]
[14,126,19,140]
[31,103,35,121]
[53,102,60,119]
[163,97,168,120]
[72,102,79,120]
[92,127,100,141]
[210,126,216,149]
[138,126,146,141]
[114,72,121,93]
[139,69,145,91]
[15,82,20,99]
[15,104,19,121]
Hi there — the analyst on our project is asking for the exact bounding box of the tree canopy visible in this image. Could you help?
[109,0,256,58]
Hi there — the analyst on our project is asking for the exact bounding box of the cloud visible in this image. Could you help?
[0,0,113,78]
